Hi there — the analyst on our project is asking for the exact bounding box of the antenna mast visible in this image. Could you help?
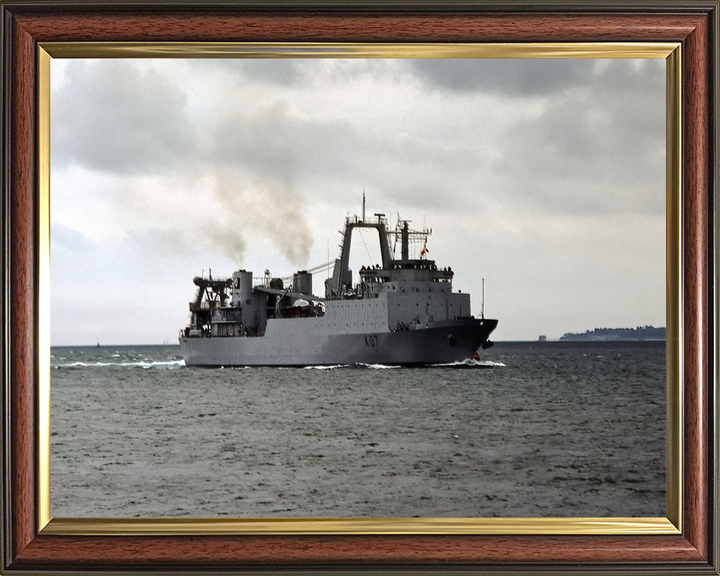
[481,278,485,319]
[362,191,366,221]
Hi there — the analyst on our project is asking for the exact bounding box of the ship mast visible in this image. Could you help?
[481,277,485,319]
[401,220,409,261]
[326,206,392,299]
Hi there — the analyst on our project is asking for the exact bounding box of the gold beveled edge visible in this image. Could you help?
[36,41,683,537]
[41,516,678,536]
[37,46,52,531]
[665,44,682,531]
[39,41,678,59]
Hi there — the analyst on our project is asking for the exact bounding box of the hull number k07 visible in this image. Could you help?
[365,334,379,348]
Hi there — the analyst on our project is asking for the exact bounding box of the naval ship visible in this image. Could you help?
[179,205,497,366]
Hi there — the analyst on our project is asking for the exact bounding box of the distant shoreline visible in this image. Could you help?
[558,326,666,342]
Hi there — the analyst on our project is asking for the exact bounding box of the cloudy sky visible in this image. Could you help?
[50,57,666,345]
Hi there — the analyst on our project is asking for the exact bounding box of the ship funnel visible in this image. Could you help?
[232,270,253,307]
[293,270,312,296]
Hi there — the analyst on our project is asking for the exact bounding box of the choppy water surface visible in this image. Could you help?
[50,341,665,518]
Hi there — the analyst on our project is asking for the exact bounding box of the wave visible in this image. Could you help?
[307,360,505,369]
[303,363,401,370]
[303,364,348,370]
[54,359,185,369]
[430,359,506,368]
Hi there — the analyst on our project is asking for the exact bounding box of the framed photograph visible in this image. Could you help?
[1,1,717,574]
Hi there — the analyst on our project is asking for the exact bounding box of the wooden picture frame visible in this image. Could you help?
[1,1,717,573]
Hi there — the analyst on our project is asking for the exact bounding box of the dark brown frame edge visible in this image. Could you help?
[0,1,717,574]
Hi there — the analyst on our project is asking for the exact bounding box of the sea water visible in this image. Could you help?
[50,341,665,518]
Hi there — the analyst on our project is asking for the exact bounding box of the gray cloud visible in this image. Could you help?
[202,91,492,214]
[494,59,665,216]
[196,58,305,86]
[53,60,196,174]
[409,59,595,96]
[52,62,319,268]
[52,59,488,215]
[235,59,303,85]
[211,99,359,167]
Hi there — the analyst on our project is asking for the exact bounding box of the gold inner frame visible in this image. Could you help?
[36,42,682,536]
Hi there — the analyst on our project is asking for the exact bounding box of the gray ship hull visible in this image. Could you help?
[180,318,497,367]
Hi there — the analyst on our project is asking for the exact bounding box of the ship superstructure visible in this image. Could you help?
[179,205,497,366]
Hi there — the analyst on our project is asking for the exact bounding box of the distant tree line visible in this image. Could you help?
[560,326,666,341]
